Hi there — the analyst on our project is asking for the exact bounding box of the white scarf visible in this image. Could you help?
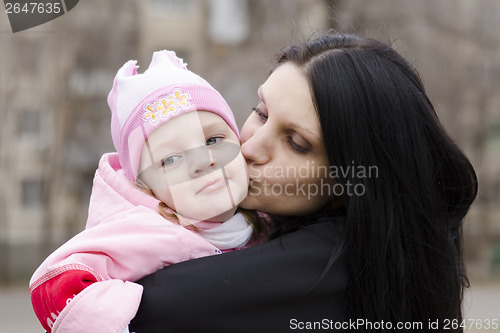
[198,213,253,250]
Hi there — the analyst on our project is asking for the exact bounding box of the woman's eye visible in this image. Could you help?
[161,155,181,167]
[252,106,268,123]
[206,136,223,146]
[287,137,309,154]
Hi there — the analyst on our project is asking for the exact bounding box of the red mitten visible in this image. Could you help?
[30,266,102,332]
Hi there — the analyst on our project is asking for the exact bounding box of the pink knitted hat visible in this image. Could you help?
[107,50,239,182]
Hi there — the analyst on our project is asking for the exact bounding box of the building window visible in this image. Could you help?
[150,0,191,13]
[21,180,44,209]
[18,110,40,136]
[18,110,40,137]
[17,109,48,147]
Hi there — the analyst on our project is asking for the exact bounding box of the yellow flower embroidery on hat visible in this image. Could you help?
[171,89,190,107]
[143,88,192,124]
[144,105,158,123]
[157,98,176,117]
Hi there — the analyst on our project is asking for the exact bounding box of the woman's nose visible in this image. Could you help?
[241,126,271,165]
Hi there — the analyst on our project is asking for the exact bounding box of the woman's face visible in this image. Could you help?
[239,62,335,215]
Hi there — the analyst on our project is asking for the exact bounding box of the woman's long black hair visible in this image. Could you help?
[276,34,478,332]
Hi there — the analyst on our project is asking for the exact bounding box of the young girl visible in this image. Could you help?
[29,50,265,333]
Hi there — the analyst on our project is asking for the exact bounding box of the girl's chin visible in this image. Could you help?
[204,207,239,222]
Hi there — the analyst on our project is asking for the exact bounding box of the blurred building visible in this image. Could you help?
[0,0,330,282]
[1,18,63,280]
[0,0,139,281]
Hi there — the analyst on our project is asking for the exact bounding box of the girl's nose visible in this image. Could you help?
[188,146,215,178]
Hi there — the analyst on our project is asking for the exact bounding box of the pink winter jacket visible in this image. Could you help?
[29,153,224,333]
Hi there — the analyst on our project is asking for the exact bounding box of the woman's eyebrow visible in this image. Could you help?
[291,121,322,142]
[258,85,320,142]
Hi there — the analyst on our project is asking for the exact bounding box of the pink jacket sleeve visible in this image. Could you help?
[30,205,220,333]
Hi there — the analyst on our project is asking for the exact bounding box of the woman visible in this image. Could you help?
[129,33,477,333]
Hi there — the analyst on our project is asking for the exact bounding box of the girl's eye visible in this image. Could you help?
[206,136,223,146]
[287,136,310,154]
[252,106,268,123]
[161,155,181,167]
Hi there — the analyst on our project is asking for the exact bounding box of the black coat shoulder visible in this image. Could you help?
[130,218,347,333]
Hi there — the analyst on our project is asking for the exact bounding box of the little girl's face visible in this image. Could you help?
[138,111,248,222]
